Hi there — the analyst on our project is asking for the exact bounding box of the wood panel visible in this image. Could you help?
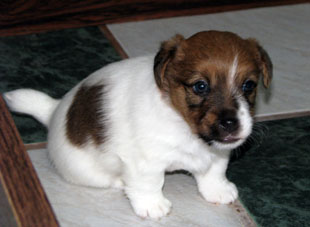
[1,0,309,36]
[0,95,59,227]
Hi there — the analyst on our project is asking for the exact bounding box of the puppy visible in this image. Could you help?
[4,31,272,219]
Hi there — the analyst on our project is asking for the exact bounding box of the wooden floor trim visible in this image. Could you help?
[0,95,58,227]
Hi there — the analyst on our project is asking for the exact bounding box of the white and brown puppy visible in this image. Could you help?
[4,31,272,219]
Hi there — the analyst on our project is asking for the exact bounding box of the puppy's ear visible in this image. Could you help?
[154,34,185,90]
[249,39,273,88]
[257,44,273,88]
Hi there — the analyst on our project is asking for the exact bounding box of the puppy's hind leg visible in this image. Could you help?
[48,142,124,189]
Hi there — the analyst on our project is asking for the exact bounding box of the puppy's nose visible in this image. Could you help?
[219,118,239,133]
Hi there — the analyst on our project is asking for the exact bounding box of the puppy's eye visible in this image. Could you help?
[193,81,210,95]
[242,80,257,94]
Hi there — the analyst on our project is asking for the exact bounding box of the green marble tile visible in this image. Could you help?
[228,117,310,227]
[0,27,122,143]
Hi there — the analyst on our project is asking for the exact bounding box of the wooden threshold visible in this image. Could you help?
[1,0,309,37]
[0,95,58,227]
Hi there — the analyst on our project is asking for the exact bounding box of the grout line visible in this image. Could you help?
[99,25,129,59]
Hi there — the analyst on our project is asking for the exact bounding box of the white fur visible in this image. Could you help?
[228,55,238,89]
[4,89,59,126]
[3,55,253,219]
[212,97,253,150]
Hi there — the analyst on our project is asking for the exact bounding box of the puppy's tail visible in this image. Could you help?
[3,89,60,127]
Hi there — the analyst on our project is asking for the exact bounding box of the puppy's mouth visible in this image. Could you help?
[218,135,241,144]
[199,134,241,145]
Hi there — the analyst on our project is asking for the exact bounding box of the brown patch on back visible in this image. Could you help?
[66,85,105,147]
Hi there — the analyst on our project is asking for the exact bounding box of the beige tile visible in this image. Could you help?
[28,149,251,227]
[108,4,310,118]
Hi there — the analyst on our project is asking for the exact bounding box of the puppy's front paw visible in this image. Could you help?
[130,195,172,219]
[200,180,238,204]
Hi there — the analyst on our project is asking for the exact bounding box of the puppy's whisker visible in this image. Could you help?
[248,122,268,147]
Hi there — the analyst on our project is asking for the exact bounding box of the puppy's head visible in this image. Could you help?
[154,31,272,150]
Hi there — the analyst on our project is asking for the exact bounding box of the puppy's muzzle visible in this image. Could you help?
[217,108,240,143]
[199,108,241,145]
[219,118,239,134]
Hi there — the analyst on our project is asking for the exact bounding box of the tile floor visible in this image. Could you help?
[3,3,309,226]
[28,149,254,227]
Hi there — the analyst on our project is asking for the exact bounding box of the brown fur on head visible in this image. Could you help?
[154,31,272,145]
